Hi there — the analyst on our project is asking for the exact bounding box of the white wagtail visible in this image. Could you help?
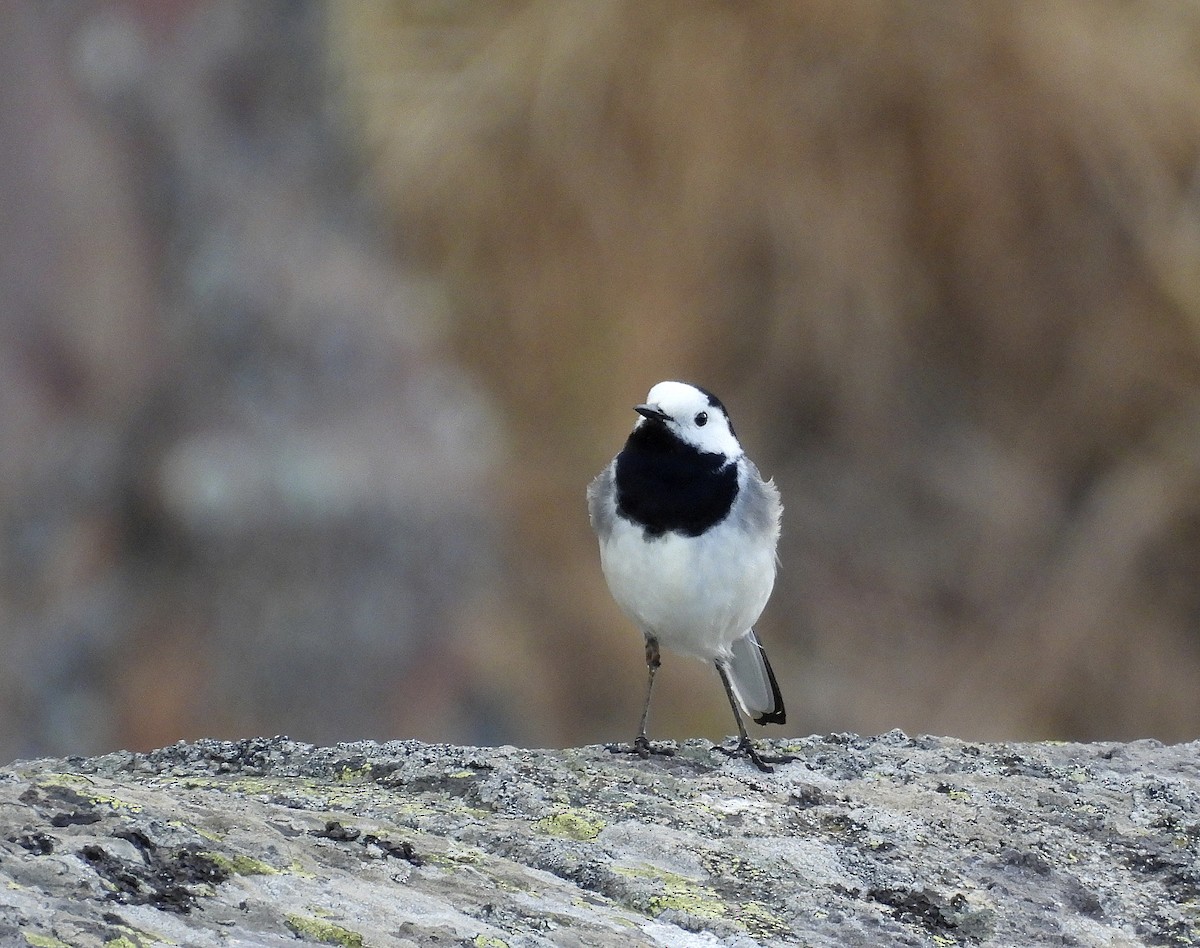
[587,381,788,772]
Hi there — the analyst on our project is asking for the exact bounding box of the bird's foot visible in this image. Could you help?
[713,737,797,773]
[606,736,676,760]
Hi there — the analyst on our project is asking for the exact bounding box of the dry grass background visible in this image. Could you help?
[331,0,1200,744]
[4,1,1200,762]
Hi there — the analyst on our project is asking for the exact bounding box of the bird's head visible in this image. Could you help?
[633,381,742,459]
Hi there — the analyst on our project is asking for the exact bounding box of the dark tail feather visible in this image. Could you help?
[727,630,786,726]
[753,644,786,725]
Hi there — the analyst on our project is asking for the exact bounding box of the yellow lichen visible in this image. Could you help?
[22,935,71,948]
[202,851,279,876]
[737,901,791,937]
[533,809,605,841]
[284,914,364,948]
[615,865,728,920]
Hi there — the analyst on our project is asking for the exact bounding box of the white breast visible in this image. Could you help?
[598,510,777,661]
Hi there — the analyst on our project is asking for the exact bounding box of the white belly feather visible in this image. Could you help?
[598,513,776,661]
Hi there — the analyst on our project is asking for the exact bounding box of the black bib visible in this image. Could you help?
[614,422,738,538]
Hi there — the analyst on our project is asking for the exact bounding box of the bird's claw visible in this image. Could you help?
[713,737,796,773]
[606,736,676,760]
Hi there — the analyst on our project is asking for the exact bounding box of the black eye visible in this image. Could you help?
[694,411,708,427]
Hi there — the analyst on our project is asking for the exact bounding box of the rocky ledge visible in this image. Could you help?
[0,733,1197,947]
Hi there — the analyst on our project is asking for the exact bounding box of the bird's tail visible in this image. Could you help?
[726,630,786,725]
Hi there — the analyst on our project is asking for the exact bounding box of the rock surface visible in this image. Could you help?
[0,733,1197,947]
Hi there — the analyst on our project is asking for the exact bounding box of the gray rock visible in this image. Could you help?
[0,733,1197,946]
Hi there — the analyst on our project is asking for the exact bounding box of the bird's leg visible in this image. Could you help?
[607,637,675,760]
[713,661,795,773]
[633,637,660,752]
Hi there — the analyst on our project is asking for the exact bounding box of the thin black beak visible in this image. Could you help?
[634,404,672,423]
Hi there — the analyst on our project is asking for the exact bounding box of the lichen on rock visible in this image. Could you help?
[1,733,1198,946]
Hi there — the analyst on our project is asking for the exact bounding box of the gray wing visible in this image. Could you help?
[586,463,617,540]
[726,462,785,724]
[735,460,782,543]
[727,629,786,725]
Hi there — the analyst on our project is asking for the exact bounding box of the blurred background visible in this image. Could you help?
[3,0,1200,763]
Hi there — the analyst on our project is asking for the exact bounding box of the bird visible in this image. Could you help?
[587,380,787,772]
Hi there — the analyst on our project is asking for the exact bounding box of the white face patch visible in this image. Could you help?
[639,381,742,459]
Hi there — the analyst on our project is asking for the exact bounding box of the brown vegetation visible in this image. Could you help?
[335,1,1200,742]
